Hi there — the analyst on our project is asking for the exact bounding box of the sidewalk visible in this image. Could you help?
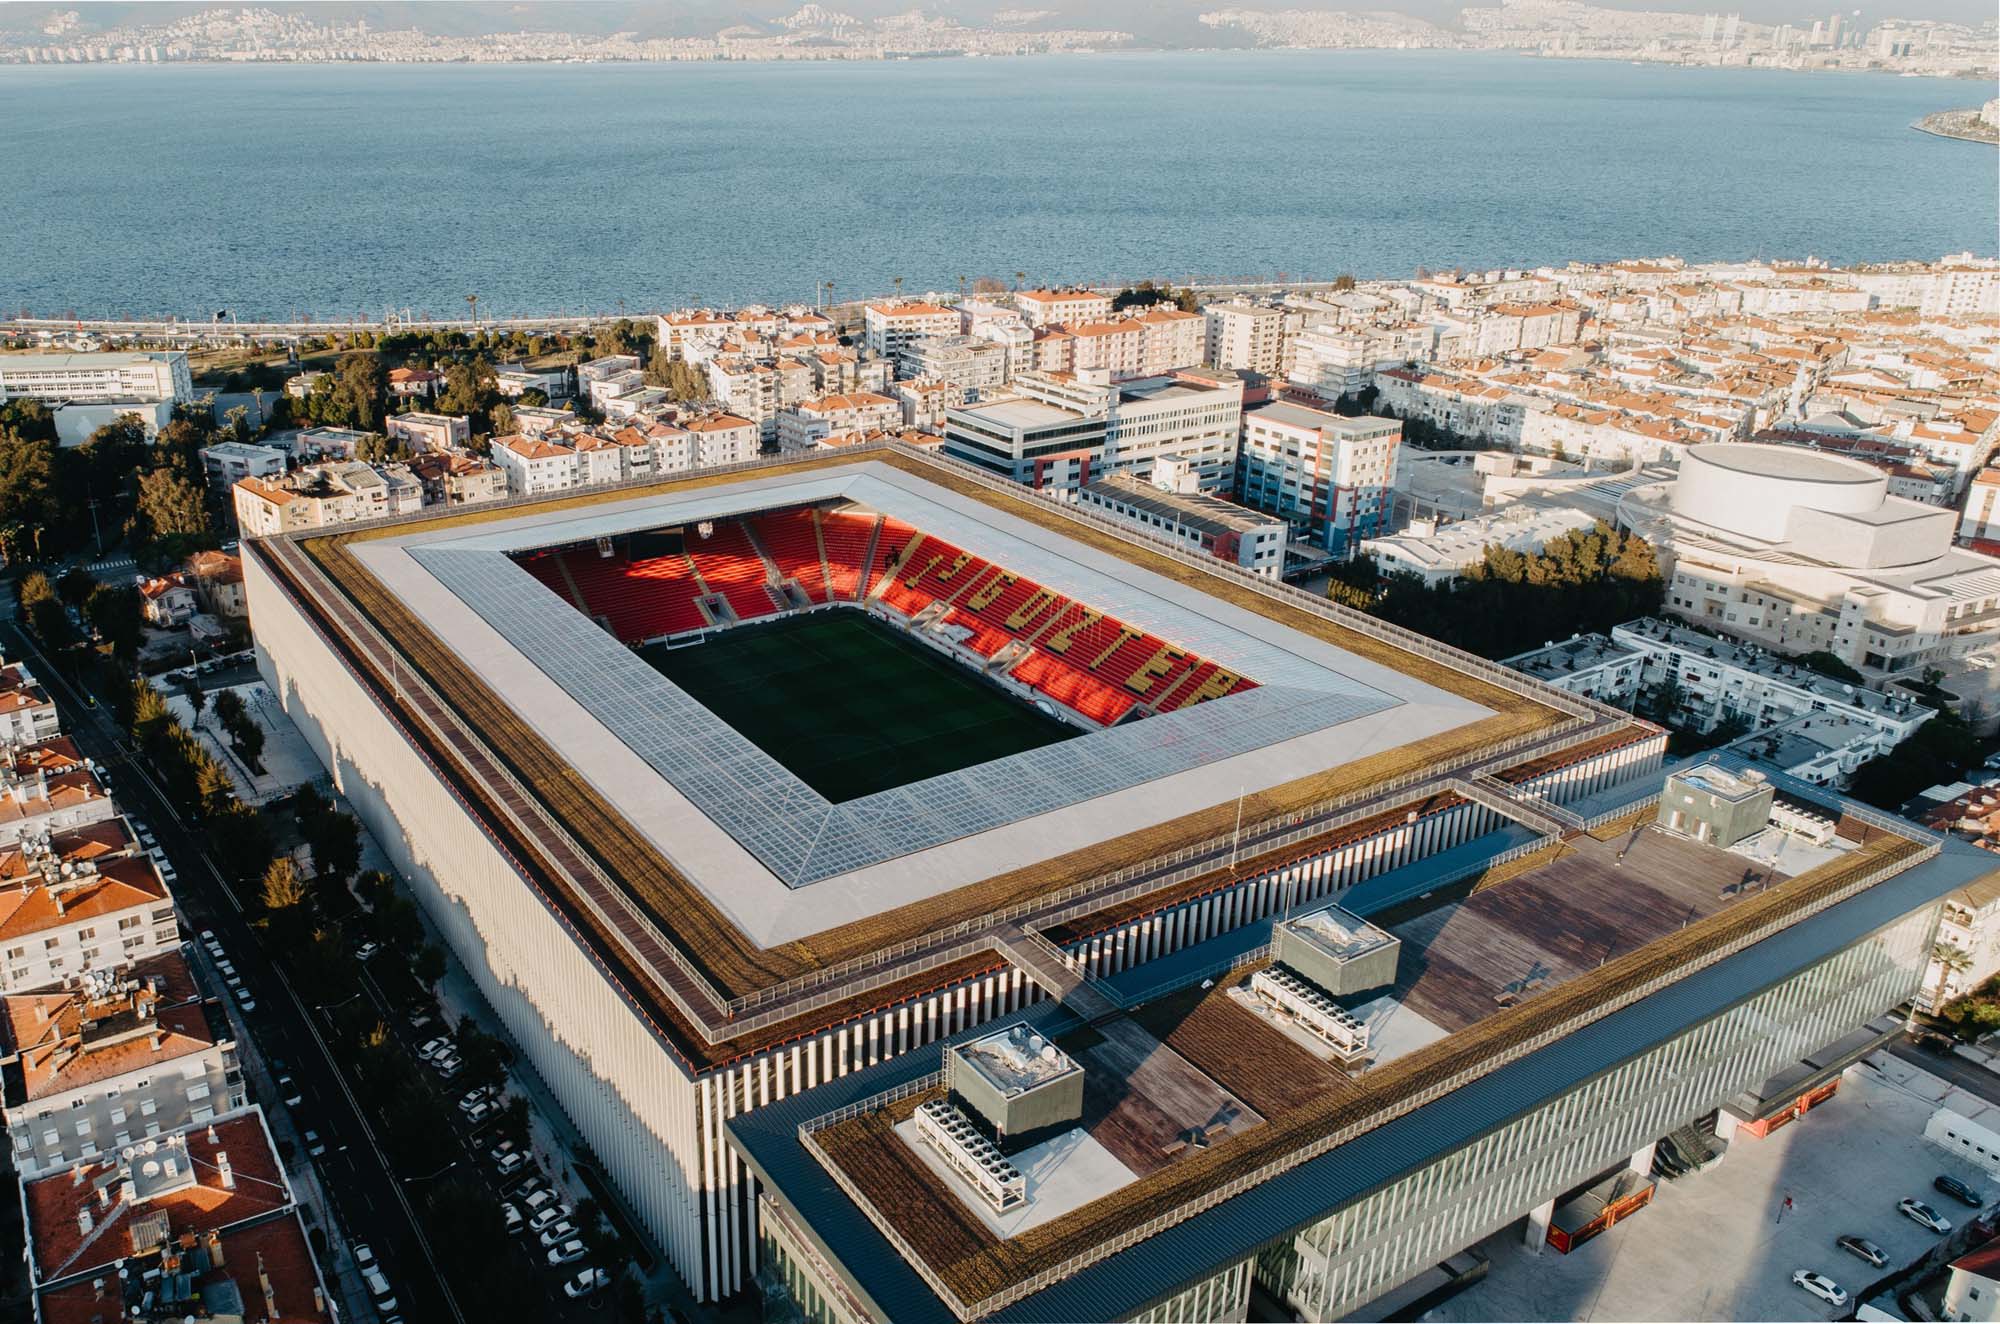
[333,787,704,1321]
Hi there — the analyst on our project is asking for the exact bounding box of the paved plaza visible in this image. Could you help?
[1423,1055,1995,1322]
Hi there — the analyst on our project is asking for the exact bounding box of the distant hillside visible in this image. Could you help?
[1,0,1988,44]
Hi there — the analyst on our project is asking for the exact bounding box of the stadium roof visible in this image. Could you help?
[251,444,1612,1062]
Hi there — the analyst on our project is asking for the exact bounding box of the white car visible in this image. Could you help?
[546,1239,587,1267]
[522,1188,558,1214]
[353,1243,376,1272]
[198,928,215,943]
[465,1100,498,1125]
[215,960,236,978]
[303,1130,327,1158]
[416,1037,452,1062]
[232,989,257,1013]
[204,941,224,959]
[457,1087,495,1113]
[528,1203,572,1233]
[538,1221,578,1248]
[355,941,381,961]
[1901,1198,1953,1233]
[1791,1270,1847,1307]
[433,1056,463,1080]
[493,1150,528,1176]
[363,1268,396,1314]
[501,1202,524,1234]
[562,1267,610,1299]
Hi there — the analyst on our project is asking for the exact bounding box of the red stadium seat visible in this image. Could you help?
[687,522,783,623]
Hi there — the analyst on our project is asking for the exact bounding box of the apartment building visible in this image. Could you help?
[197,441,287,490]
[2,952,243,1174]
[1471,302,1586,356]
[897,336,1010,393]
[891,378,963,431]
[1372,366,1531,446]
[491,433,582,496]
[1290,325,1420,400]
[0,839,176,993]
[1238,401,1402,555]
[288,426,369,461]
[861,302,958,357]
[0,661,59,745]
[0,740,116,848]
[1078,464,1287,578]
[680,412,759,467]
[707,355,813,442]
[1132,306,1206,375]
[494,362,573,400]
[1012,288,1112,328]
[776,392,901,454]
[1205,301,1303,376]
[384,411,471,453]
[231,461,421,537]
[20,1106,334,1324]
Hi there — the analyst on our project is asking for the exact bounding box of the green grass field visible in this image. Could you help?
[641,610,1076,802]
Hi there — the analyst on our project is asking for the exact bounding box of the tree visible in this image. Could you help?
[353,433,410,464]
[259,856,308,913]
[488,402,516,438]
[133,468,212,555]
[85,583,144,662]
[305,808,362,886]
[331,352,387,430]
[0,431,57,564]
[646,352,708,402]
[1332,273,1357,291]
[518,388,549,408]
[413,942,446,991]
[435,360,498,418]
[19,571,74,649]
[1930,943,1974,1019]
[1851,708,1979,810]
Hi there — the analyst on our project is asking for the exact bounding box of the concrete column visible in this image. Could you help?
[1629,1140,1658,1175]
[1525,1198,1555,1253]
[1715,1109,1743,1143]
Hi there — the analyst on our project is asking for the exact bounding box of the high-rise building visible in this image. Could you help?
[1238,400,1402,555]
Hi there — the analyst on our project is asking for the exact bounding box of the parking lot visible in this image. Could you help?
[1426,1057,1996,1322]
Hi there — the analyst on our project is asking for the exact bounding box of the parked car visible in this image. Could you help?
[458,1086,495,1113]
[529,1204,572,1234]
[1900,1198,1953,1233]
[508,1175,547,1200]
[431,1052,463,1077]
[363,1268,397,1314]
[1791,1271,1847,1308]
[1936,1174,1985,1207]
[466,1100,498,1126]
[204,940,224,959]
[494,1150,529,1177]
[538,1221,579,1248]
[275,1071,301,1108]
[215,960,236,978]
[522,1188,558,1214]
[1836,1235,1887,1268]
[232,988,256,1013]
[355,941,381,962]
[546,1240,588,1267]
[303,1130,327,1158]
[487,1139,518,1163]
[406,1010,435,1033]
[563,1267,610,1299]
[416,1037,452,1062]
[353,1244,376,1272]
[501,1202,524,1234]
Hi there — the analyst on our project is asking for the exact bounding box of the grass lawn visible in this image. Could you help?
[641,610,1075,802]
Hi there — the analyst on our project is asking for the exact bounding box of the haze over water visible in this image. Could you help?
[3,51,1993,320]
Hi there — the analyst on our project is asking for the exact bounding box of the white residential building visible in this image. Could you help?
[491,434,582,496]
[0,351,192,409]
[0,661,58,745]
[385,411,471,453]
[1205,302,1303,377]
[1238,402,1402,556]
[897,337,1010,394]
[1362,506,1602,585]
[1,952,243,1175]
[862,302,958,358]
[679,413,759,468]
[197,441,287,490]
[1012,289,1112,328]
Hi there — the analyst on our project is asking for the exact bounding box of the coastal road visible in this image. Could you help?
[0,610,457,1324]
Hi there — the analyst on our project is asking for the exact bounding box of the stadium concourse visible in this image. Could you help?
[228,441,1981,1323]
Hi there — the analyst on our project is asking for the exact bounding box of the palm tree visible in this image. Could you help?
[1918,942,1975,1028]
[1014,270,1026,290]
[892,276,904,301]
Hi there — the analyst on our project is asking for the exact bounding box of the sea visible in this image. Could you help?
[2,51,1993,320]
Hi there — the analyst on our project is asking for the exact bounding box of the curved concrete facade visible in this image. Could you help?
[1671,444,1887,543]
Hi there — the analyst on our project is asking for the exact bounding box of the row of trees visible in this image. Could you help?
[1325,521,1665,660]
[0,400,219,567]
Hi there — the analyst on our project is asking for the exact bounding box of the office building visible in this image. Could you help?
[1238,402,1402,556]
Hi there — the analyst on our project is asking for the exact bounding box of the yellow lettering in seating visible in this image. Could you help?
[1043,609,1101,654]
[1128,646,1187,694]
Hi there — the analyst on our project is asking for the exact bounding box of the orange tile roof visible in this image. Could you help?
[2,951,222,1101]
[0,856,165,941]
[25,1111,290,1284]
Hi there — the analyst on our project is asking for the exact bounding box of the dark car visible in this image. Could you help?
[1936,1174,1985,1207]
[1836,1234,1888,1268]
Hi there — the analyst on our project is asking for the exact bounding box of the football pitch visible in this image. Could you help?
[640,610,1077,802]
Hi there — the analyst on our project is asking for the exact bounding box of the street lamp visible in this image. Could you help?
[403,1159,459,1185]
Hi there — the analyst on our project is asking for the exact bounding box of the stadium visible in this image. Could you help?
[240,442,1984,1321]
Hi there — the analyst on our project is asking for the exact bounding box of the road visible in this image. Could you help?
[1886,1035,2000,1108]
[0,611,454,1324]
